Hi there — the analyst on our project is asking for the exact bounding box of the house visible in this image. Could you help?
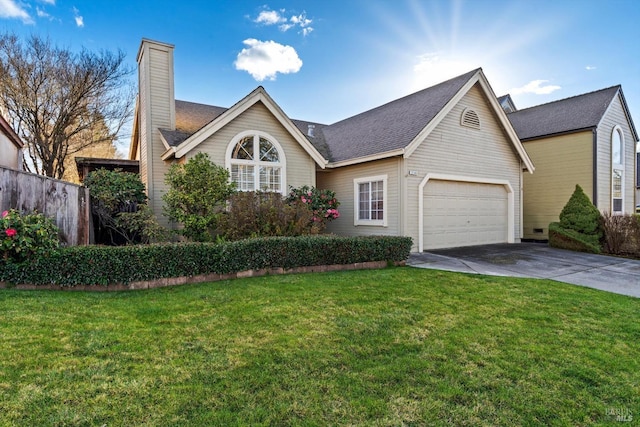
[636,152,639,210]
[504,88,639,240]
[0,113,23,170]
[130,39,534,251]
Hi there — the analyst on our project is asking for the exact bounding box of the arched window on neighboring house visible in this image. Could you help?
[225,131,286,193]
[611,126,625,214]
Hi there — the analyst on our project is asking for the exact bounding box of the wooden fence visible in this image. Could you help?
[0,166,90,246]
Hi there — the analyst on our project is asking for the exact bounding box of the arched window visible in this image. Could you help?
[226,131,286,193]
[611,126,624,213]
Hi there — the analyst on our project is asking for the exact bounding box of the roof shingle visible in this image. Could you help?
[321,69,479,162]
[507,86,620,140]
[165,69,481,163]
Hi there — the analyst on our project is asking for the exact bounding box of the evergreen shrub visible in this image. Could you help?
[0,235,412,287]
[549,185,602,253]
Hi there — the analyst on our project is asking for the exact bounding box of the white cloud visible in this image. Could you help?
[510,79,561,95]
[289,12,313,36]
[36,7,50,18]
[40,0,56,4]
[255,10,285,25]
[0,0,33,24]
[254,8,314,36]
[290,13,311,26]
[73,7,83,27]
[585,65,596,71]
[234,39,302,81]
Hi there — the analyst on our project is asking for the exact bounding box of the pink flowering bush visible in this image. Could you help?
[1,209,60,263]
[286,186,341,229]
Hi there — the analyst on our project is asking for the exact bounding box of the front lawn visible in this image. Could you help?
[1,268,638,425]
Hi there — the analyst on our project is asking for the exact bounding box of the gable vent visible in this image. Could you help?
[461,108,480,129]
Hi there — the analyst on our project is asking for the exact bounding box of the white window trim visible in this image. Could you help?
[611,125,625,213]
[225,130,287,194]
[353,174,388,227]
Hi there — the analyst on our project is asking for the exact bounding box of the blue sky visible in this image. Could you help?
[1,0,639,154]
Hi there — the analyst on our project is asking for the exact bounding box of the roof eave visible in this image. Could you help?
[615,87,639,142]
[519,126,596,143]
[128,97,140,160]
[161,146,176,161]
[326,149,405,169]
[0,115,24,149]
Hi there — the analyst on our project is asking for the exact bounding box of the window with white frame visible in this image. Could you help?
[226,132,285,193]
[354,175,387,226]
[611,126,624,213]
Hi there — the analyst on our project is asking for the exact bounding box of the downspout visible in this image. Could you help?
[520,160,524,242]
[592,128,598,207]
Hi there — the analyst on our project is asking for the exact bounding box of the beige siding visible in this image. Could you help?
[596,93,636,214]
[138,41,175,227]
[405,83,523,250]
[522,132,593,239]
[186,101,317,189]
[138,55,148,186]
[317,158,402,238]
[0,133,20,170]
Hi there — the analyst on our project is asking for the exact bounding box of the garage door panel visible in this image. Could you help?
[423,180,508,250]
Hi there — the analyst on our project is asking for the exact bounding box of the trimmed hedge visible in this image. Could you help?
[0,235,412,287]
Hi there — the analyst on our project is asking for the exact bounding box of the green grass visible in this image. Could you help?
[1,267,638,426]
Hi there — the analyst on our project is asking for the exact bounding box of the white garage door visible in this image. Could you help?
[423,180,508,250]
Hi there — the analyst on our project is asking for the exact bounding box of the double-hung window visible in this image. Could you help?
[354,175,387,226]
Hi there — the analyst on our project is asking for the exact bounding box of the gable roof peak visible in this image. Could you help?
[320,67,512,165]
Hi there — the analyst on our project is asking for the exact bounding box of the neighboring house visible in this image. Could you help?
[130,39,534,252]
[0,113,23,171]
[505,88,639,240]
[636,152,639,208]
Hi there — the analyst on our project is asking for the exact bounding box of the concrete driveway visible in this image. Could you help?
[408,243,640,298]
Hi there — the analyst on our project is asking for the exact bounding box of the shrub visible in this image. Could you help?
[163,153,236,242]
[221,191,317,240]
[84,168,166,245]
[559,184,601,236]
[0,235,412,287]
[549,185,602,253]
[0,209,60,263]
[601,212,640,256]
[548,222,601,254]
[116,205,172,244]
[286,186,340,230]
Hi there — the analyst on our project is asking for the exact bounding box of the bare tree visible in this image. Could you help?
[0,33,134,179]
